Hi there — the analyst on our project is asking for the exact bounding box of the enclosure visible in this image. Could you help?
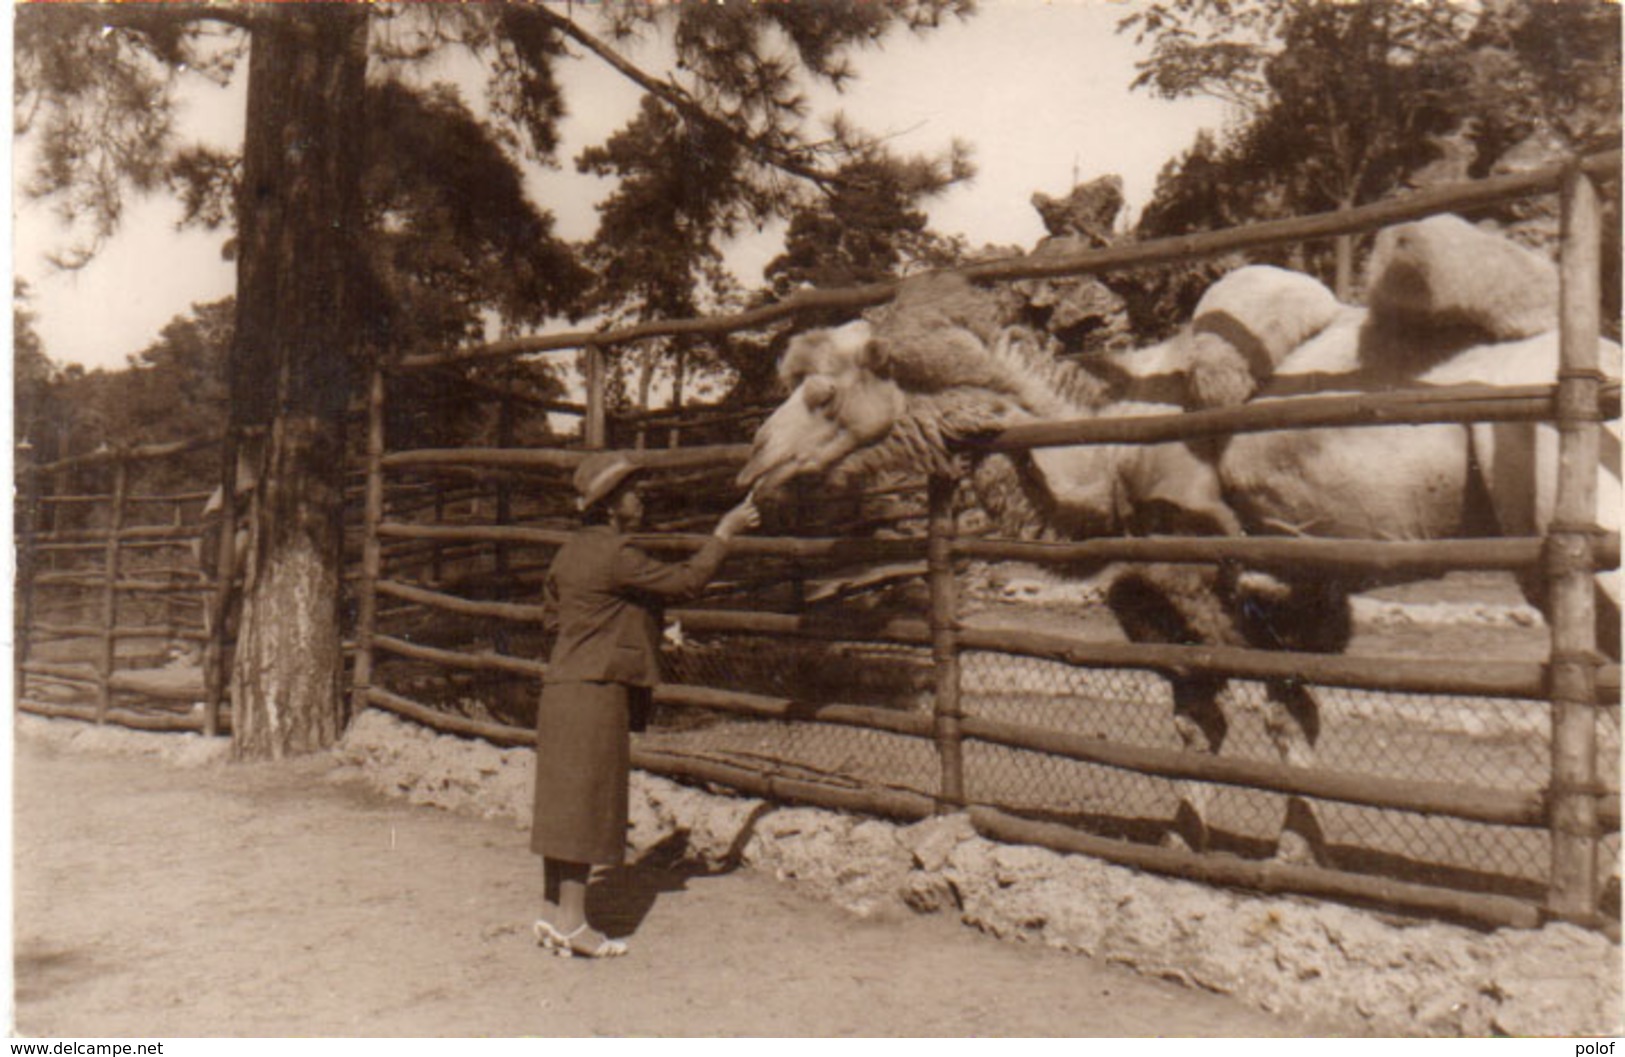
[16,435,225,731]
[16,151,1622,936]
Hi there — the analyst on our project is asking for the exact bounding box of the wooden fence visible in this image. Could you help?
[15,435,229,733]
[351,151,1623,934]
[14,151,1620,934]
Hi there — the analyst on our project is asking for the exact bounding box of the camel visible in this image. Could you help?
[738,214,1622,861]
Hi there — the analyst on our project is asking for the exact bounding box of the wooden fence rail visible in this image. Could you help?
[31,435,221,474]
[971,383,1622,453]
[960,713,1620,831]
[34,575,209,593]
[395,150,1619,372]
[374,383,1620,473]
[35,524,205,544]
[378,519,1624,580]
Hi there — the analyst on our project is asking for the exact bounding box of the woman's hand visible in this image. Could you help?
[714,495,761,541]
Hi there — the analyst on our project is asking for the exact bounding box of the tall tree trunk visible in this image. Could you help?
[229,5,370,760]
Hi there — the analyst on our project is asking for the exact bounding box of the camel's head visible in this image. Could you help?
[736,319,907,499]
[739,272,1130,520]
[741,271,1105,500]
[741,273,1072,500]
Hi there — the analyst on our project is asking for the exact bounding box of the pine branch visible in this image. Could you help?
[533,5,851,192]
[82,2,259,33]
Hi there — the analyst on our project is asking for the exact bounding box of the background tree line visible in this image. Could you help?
[14,0,1617,757]
[1122,0,1620,331]
[20,0,1617,462]
[13,1,977,756]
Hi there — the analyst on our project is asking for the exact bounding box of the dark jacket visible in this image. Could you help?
[541,525,728,687]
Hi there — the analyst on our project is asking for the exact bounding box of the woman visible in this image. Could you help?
[532,452,759,959]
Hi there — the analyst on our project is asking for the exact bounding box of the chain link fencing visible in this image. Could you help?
[358,467,1620,920]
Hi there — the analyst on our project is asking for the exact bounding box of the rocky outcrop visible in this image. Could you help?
[1002,175,1135,355]
[1032,175,1124,244]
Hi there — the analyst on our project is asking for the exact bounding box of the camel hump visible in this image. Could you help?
[879,271,1006,346]
[865,273,1019,396]
[1193,266,1342,374]
[1183,265,1342,409]
[1366,214,1558,341]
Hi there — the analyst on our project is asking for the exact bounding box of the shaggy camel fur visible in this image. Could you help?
[740,214,1621,862]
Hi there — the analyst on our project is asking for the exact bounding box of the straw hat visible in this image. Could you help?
[572,452,642,512]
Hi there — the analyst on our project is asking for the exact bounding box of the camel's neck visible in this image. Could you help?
[840,327,1151,540]
[831,324,1199,544]
[984,326,1116,418]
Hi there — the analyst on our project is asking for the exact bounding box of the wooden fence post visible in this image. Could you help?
[495,365,515,579]
[927,473,965,810]
[1546,166,1605,924]
[585,344,608,449]
[15,441,38,706]
[202,431,240,738]
[97,451,130,724]
[669,343,686,449]
[492,364,515,654]
[350,361,387,723]
[430,486,445,583]
[164,498,184,643]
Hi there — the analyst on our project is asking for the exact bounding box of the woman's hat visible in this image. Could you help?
[573,452,642,512]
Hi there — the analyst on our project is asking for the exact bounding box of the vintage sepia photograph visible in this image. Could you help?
[9,0,1622,1040]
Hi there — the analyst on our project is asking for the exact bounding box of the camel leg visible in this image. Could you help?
[1108,565,1243,853]
[1261,679,1327,866]
[1169,675,1228,853]
[1228,570,1348,866]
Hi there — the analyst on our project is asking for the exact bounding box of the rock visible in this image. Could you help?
[625,780,670,858]
[838,820,914,915]
[899,871,958,914]
[991,842,1062,887]
[740,810,915,917]
[743,808,854,884]
[1006,252,1133,354]
[896,812,975,872]
[334,710,534,825]
[1484,924,1625,1037]
[1031,175,1124,244]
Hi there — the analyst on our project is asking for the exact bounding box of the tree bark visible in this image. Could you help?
[229,5,371,759]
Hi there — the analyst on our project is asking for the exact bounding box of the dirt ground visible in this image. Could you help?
[11,721,1338,1039]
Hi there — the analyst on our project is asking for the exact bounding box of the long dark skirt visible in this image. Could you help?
[530,680,635,866]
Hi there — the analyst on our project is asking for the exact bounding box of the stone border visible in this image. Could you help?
[332,709,1621,1037]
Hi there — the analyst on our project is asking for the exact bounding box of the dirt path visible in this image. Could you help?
[11,722,1334,1038]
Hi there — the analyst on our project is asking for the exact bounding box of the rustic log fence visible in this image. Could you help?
[14,152,1620,934]
[348,151,1622,934]
[15,437,229,732]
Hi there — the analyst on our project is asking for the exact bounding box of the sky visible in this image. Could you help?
[11,0,1230,372]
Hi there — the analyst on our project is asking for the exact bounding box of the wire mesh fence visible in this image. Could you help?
[343,447,1621,927]
[955,650,1560,880]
